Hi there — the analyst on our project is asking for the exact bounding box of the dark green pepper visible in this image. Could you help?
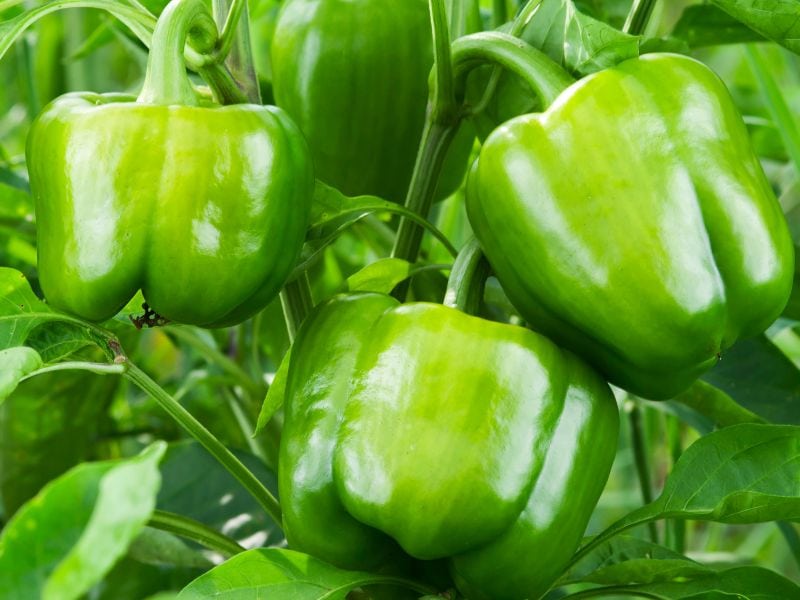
[270,0,473,203]
[280,293,619,600]
[468,53,794,400]
[26,0,313,327]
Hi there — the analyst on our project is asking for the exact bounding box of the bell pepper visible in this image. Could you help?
[279,293,619,600]
[467,53,794,400]
[27,0,313,327]
[270,0,473,203]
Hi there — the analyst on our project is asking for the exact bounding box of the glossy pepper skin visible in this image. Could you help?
[468,53,794,400]
[270,0,472,203]
[280,293,619,600]
[27,93,313,327]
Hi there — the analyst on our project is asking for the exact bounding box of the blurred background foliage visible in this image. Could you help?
[1,0,799,597]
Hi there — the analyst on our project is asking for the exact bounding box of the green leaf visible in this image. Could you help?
[588,424,800,551]
[702,335,800,425]
[606,566,800,599]
[0,267,59,348]
[255,346,291,436]
[712,0,800,54]
[309,181,457,258]
[672,379,764,429]
[0,442,167,600]
[346,258,413,294]
[157,442,283,548]
[0,0,156,63]
[0,346,41,403]
[177,548,427,599]
[127,528,212,570]
[564,536,713,585]
[672,5,765,47]
[0,370,121,514]
[520,0,639,76]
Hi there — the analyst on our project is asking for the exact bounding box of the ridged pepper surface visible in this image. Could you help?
[279,293,619,600]
[467,54,794,399]
[270,0,473,203]
[27,0,314,327]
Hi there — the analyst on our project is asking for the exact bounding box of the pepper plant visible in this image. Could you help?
[0,0,800,599]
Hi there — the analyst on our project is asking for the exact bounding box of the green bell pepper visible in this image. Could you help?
[27,0,313,327]
[270,0,473,203]
[467,53,794,400]
[279,293,619,600]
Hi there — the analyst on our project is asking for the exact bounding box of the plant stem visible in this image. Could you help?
[452,32,573,106]
[666,414,685,553]
[149,509,245,557]
[492,0,507,28]
[124,362,283,526]
[212,0,261,103]
[623,0,658,35]
[390,0,457,298]
[280,274,314,342]
[628,400,659,544]
[444,237,490,315]
[138,0,217,105]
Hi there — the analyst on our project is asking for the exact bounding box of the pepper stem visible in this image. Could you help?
[138,0,218,106]
[444,238,491,315]
[452,32,574,108]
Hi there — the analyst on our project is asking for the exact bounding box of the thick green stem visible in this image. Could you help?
[390,0,456,295]
[452,32,574,107]
[391,30,573,285]
[149,509,245,557]
[391,121,462,275]
[281,274,314,342]
[124,362,283,526]
[444,238,490,315]
[138,0,217,105]
[623,0,658,35]
[628,401,659,543]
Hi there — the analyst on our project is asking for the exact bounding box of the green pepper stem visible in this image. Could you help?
[124,362,283,527]
[149,509,245,557]
[138,0,218,105]
[623,0,659,35]
[452,32,574,108]
[280,274,315,342]
[444,237,490,315]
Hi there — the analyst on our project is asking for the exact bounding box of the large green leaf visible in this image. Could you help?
[575,424,800,564]
[672,5,765,47]
[177,548,431,599]
[521,0,639,76]
[0,346,41,403]
[157,442,283,548]
[564,536,713,586]
[702,335,800,425]
[0,0,156,63]
[0,443,166,600]
[0,369,121,514]
[713,0,800,54]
